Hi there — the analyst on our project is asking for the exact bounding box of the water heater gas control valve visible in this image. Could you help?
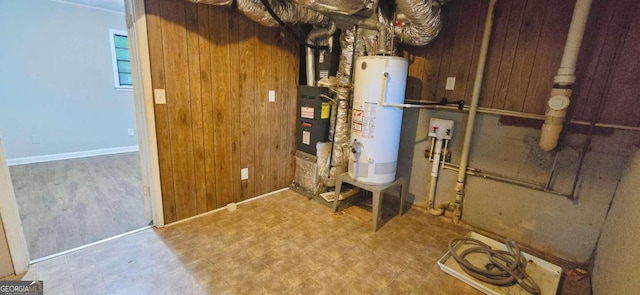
[428,118,455,140]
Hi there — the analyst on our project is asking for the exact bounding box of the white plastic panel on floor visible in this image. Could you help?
[438,232,562,295]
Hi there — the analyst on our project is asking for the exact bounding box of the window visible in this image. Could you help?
[109,29,132,89]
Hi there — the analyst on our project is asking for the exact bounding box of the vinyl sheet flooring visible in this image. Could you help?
[9,152,149,259]
[2,189,591,294]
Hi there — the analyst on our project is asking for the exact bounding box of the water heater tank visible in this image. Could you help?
[348,56,408,185]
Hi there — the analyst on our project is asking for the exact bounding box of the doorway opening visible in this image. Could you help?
[0,0,153,262]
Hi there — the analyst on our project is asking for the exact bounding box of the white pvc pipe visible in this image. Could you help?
[556,0,593,83]
[452,0,496,223]
[428,138,445,215]
[540,0,592,151]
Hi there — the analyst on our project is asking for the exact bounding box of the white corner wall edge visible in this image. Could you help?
[126,0,165,228]
[0,139,30,274]
[6,146,139,166]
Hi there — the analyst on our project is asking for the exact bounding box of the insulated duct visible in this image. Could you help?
[291,0,376,15]
[323,29,357,187]
[394,0,442,46]
[185,0,329,27]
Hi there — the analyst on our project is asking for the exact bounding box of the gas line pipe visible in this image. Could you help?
[450,0,496,224]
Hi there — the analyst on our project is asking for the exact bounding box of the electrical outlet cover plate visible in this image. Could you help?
[154,89,166,104]
[445,77,456,90]
[428,118,455,140]
[241,168,249,180]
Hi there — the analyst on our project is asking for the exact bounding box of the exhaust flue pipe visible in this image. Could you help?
[306,22,337,86]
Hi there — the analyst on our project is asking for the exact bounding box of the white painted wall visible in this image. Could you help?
[397,109,640,263]
[0,0,138,160]
[592,148,640,294]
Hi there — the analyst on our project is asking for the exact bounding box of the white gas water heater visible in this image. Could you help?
[348,56,408,185]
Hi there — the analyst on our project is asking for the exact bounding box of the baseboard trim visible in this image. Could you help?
[6,145,140,166]
[164,187,290,228]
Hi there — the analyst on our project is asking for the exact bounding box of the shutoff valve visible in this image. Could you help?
[428,118,455,140]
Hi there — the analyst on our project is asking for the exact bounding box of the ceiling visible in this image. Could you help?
[60,0,125,13]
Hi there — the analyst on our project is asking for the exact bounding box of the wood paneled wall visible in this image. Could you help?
[145,0,299,223]
[403,0,640,127]
[571,0,640,126]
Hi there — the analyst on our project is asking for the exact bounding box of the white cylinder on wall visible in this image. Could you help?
[349,56,408,184]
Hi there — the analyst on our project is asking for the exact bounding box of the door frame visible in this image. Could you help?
[125,0,165,228]
[0,139,30,274]
[0,0,165,275]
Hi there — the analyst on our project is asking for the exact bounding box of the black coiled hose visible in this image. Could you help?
[448,238,541,294]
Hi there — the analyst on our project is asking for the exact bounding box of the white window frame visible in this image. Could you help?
[109,29,133,91]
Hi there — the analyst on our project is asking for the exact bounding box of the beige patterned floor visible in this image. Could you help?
[1,189,590,294]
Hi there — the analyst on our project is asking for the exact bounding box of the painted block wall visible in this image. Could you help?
[592,148,640,294]
[397,109,640,263]
[0,0,138,160]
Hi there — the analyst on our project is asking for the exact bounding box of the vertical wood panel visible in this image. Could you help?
[420,33,445,101]
[479,0,512,108]
[598,2,640,126]
[254,26,273,196]
[210,8,234,207]
[228,13,242,203]
[491,0,526,109]
[270,33,283,191]
[573,2,628,121]
[463,0,489,101]
[572,0,640,127]
[284,39,298,185]
[185,2,207,214]
[160,0,197,220]
[403,46,427,100]
[434,1,460,101]
[145,0,177,223]
[503,0,548,111]
[447,0,483,101]
[197,4,217,210]
[238,16,256,200]
[277,36,290,189]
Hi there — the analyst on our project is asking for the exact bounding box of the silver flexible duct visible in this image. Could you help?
[394,0,442,46]
[291,0,374,15]
[185,0,329,27]
[322,29,356,187]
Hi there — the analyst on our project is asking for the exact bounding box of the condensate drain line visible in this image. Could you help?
[448,238,541,294]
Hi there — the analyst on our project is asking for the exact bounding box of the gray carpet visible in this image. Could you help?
[9,152,149,259]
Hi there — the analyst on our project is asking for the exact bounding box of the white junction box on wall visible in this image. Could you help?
[428,118,455,140]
